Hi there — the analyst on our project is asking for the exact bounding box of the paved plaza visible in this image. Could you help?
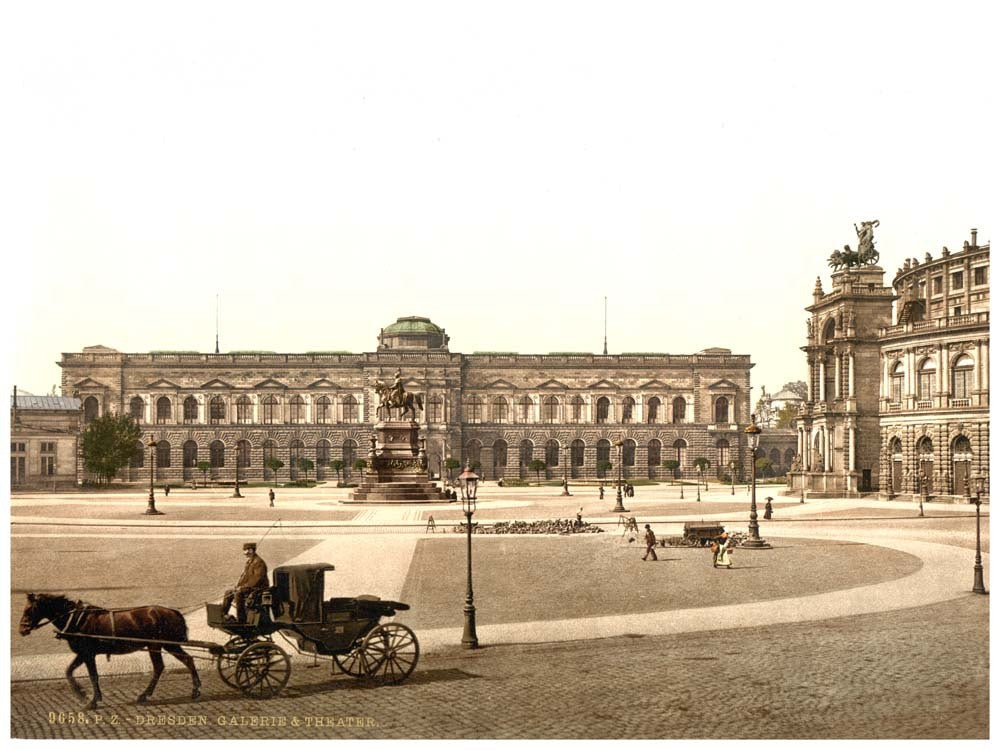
[9,482,991,739]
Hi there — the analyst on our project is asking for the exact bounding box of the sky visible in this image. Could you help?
[3,1,996,398]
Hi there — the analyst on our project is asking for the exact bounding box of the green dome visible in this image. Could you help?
[382,316,444,335]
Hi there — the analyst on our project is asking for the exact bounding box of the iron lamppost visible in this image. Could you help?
[233,442,244,498]
[969,473,988,595]
[743,416,769,548]
[459,463,480,648]
[145,438,163,515]
[611,439,628,513]
[729,460,735,496]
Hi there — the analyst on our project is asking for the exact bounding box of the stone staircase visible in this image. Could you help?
[343,478,452,504]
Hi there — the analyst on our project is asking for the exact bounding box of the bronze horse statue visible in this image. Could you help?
[374,382,423,421]
[19,593,201,709]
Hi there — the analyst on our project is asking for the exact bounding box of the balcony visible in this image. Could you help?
[916,401,933,409]
[950,398,972,408]
[880,311,989,338]
[888,402,902,412]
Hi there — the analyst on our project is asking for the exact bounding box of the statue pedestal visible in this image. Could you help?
[343,421,452,504]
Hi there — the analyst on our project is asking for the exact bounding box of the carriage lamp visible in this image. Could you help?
[458,464,480,649]
[969,473,988,595]
[742,416,768,548]
[612,439,628,513]
[145,438,164,516]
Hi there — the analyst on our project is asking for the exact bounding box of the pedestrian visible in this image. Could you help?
[563,478,571,496]
[712,532,733,569]
[599,485,605,500]
[764,497,773,520]
[497,477,505,488]
[642,524,658,561]
[576,507,583,528]
[164,483,170,497]
[268,488,275,507]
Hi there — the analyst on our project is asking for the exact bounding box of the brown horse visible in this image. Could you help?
[19,593,201,709]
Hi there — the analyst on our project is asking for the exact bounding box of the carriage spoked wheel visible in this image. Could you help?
[359,623,420,685]
[216,636,254,689]
[333,646,368,678]
[233,641,291,699]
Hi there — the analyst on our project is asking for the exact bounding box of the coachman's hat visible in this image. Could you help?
[243,542,257,551]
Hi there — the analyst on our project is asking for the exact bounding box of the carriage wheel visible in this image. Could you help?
[216,636,254,689]
[234,641,291,699]
[360,623,419,685]
[333,647,367,678]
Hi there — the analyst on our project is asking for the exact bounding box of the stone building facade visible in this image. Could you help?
[10,390,82,490]
[791,228,989,498]
[59,317,758,485]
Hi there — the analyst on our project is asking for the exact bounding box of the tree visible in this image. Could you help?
[265,456,284,487]
[662,459,680,483]
[298,457,314,481]
[353,458,367,479]
[80,413,142,486]
[597,460,613,479]
[693,457,710,486]
[755,456,773,477]
[775,403,799,429]
[528,459,547,484]
[196,460,211,488]
[329,459,345,484]
[782,380,808,401]
[444,457,461,480]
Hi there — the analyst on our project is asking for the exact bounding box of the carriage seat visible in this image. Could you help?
[244,587,283,617]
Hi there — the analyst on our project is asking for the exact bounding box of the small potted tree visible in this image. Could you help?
[265,456,284,487]
[329,459,345,486]
[528,459,547,485]
[196,460,211,488]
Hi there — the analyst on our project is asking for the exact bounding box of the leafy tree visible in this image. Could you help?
[755,456,773,477]
[330,459,345,484]
[662,459,680,483]
[782,380,808,401]
[597,459,613,479]
[444,457,461,480]
[528,459,547,484]
[80,413,142,486]
[353,458,367,478]
[265,456,284,486]
[298,457,314,481]
[196,460,211,488]
[775,403,799,429]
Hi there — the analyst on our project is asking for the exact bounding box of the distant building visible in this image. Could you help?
[10,389,82,489]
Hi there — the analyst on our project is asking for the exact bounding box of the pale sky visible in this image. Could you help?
[3,2,996,398]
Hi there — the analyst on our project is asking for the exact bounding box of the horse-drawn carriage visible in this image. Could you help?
[677,522,726,547]
[19,562,419,707]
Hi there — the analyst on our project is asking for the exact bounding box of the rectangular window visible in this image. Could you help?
[41,456,55,475]
[953,370,970,399]
[954,307,962,317]
[891,376,903,404]
[974,266,987,285]
[952,271,964,290]
[932,277,942,294]
[918,371,935,400]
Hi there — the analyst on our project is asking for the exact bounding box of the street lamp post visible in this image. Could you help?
[232,443,244,498]
[680,469,685,499]
[611,440,628,513]
[696,466,702,502]
[145,438,163,515]
[969,473,988,595]
[729,461,735,495]
[743,416,769,548]
[458,464,480,648]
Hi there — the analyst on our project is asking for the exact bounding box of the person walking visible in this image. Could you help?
[599,485,605,500]
[642,524,658,561]
[268,488,275,507]
[763,497,773,520]
[713,532,734,569]
[164,483,170,497]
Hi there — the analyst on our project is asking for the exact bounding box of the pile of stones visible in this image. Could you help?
[452,519,604,535]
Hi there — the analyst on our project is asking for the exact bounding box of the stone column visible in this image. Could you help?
[849,351,856,398]
[819,359,826,401]
[834,350,841,399]
[807,357,814,402]
[848,422,856,471]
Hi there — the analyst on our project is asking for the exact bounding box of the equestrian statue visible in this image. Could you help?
[375,370,423,421]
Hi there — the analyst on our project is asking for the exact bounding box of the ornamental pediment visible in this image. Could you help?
[307,379,341,389]
[638,379,670,390]
[145,378,182,389]
[487,379,518,389]
[707,379,739,390]
[587,379,620,390]
[537,379,569,389]
[72,377,107,389]
[253,378,288,390]
[202,378,235,389]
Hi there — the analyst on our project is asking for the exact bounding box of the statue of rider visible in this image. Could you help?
[391,369,405,407]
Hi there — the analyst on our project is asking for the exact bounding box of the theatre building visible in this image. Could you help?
[59,318,757,485]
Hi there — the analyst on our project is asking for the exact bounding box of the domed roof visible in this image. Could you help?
[382,316,444,335]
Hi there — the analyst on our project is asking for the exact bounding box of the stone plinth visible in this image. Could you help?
[342,420,452,504]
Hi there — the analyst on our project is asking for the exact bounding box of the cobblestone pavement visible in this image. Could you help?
[10,595,988,739]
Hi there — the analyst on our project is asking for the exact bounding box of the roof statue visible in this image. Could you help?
[828,219,880,270]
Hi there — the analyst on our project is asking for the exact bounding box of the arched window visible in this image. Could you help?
[315,396,332,424]
[823,357,836,401]
[545,439,559,468]
[83,396,99,424]
[492,440,508,478]
[427,395,443,423]
[261,396,278,424]
[341,395,359,423]
[596,439,611,477]
[917,359,936,401]
[342,440,358,477]
[519,439,533,467]
[714,396,729,424]
[623,439,636,467]
[130,440,144,468]
[890,361,904,404]
[621,397,635,423]
[647,439,661,478]
[646,397,660,424]
[290,395,305,424]
[315,439,331,477]
[716,439,731,469]
[289,439,304,477]
[596,397,610,423]
[672,439,688,468]
[130,396,145,423]
[541,396,559,423]
[465,440,482,469]
[209,440,225,468]
[183,396,198,423]
[769,448,781,467]
[156,440,171,469]
[571,439,585,475]
[466,395,483,424]
[822,317,836,344]
[156,396,172,424]
[917,436,934,492]
[952,355,974,400]
[672,396,686,423]
[236,396,253,424]
[262,440,277,478]
[183,440,198,469]
[209,396,226,424]
[236,439,251,468]
[952,435,972,495]
[570,396,585,423]
[889,437,903,493]
[491,396,509,423]
[517,395,534,423]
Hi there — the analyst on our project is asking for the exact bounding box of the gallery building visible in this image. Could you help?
[58,318,759,484]
[10,389,82,490]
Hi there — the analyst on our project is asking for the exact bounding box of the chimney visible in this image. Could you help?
[971,228,978,247]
